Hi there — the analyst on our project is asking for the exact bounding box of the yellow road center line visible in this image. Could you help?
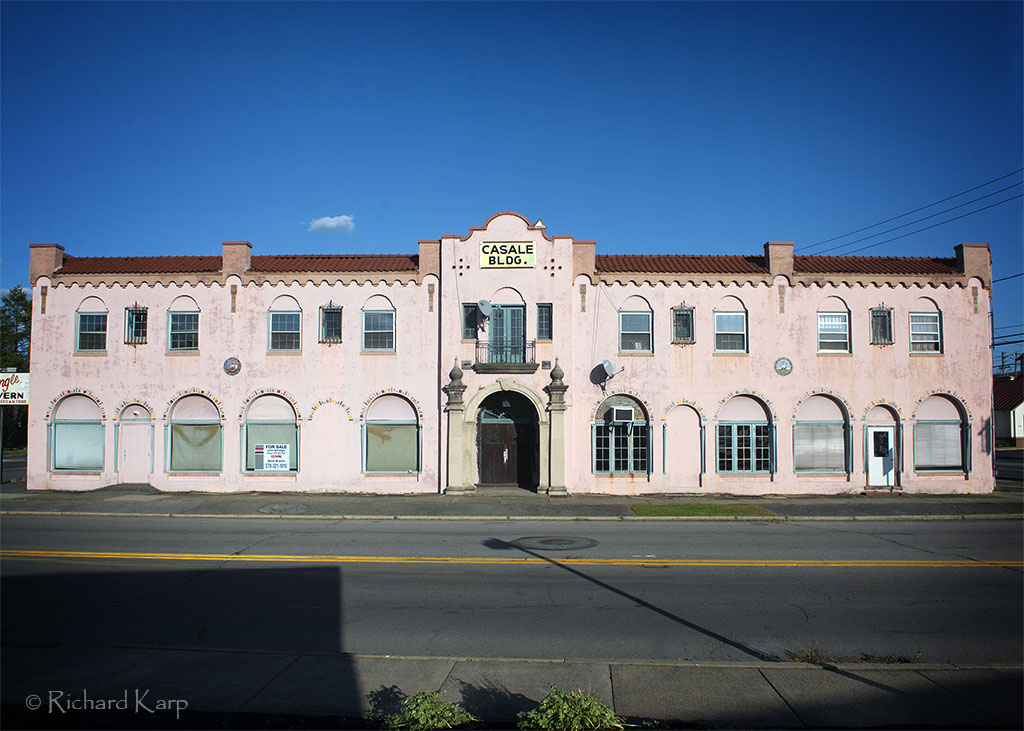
[1,549,1021,568]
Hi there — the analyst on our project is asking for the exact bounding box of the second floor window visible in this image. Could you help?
[817,312,850,352]
[871,308,893,345]
[619,311,652,353]
[320,306,343,343]
[362,310,395,352]
[76,313,107,352]
[537,303,553,340]
[269,312,301,352]
[462,304,478,340]
[714,311,747,352]
[910,312,942,353]
[672,307,694,343]
[124,306,147,345]
[168,312,199,351]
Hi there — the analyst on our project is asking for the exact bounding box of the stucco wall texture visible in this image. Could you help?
[27,212,994,495]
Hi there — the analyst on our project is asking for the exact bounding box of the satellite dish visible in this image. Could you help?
[477,300,492,317]
[602,360,615,379]
[590,359,624,392]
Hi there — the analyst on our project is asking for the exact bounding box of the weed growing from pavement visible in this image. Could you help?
[517,686,626,730]
[384,690,478,730]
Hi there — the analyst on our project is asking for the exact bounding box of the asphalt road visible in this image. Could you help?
[2,515,1021,665]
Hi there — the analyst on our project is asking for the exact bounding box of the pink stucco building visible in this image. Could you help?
[27,212,994,495]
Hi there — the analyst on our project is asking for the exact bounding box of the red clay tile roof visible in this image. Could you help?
[250,254,418,272]
[54,253,419,275]
[56,255,221,275]
[596,254,768,274]
[596,253,962,276]
[993,378,1024,411]
[794,256,959,275]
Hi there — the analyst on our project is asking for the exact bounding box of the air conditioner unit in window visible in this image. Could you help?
[611,407,634,422]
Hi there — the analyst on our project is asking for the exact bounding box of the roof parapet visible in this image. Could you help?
[222,241,252,279]
[29,243,66,284]
[954,243,991,286]
[764,241,794,280]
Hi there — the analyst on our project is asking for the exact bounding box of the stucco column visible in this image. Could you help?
[443,360,474,494]
[546,359,568,496]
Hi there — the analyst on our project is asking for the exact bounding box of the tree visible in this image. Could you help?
[0,285,31,448]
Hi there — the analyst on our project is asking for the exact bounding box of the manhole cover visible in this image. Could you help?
[257,502,308,515]
[508,536,598,551]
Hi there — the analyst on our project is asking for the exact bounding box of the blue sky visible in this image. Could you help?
[2,1,1021,360]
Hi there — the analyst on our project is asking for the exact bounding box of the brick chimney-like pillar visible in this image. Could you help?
[29,243,66,283]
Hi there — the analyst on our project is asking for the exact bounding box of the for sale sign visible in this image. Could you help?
[0,373,29,406]
[255,443,290,471]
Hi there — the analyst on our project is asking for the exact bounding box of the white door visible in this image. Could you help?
[866,426,895,487]
[118,421,151,484]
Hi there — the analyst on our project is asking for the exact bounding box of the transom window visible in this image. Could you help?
[362,310,395,352]
[269,312,301,352]
[593,396,650,474]
[168,312,199,351]
[320,306,343,343]
[870,307,894,345]
[817,312,850,352]
[124,306,147,345]
[618,312,652,353]
[910,312,942,353]
[672,306,694,343]
[714,311,747,352]
[76,313,107,352]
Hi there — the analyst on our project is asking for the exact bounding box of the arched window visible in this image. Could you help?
[364,395,420,472]
[618,296,653,354]
[168,296,200,352]
[75,297,108,353]
[268,296,302,353]
[817,297,850,353]
[593,395,650,474]
[51,395,103,471]
[714,296,747,353]
[910,298,942,353]
[362,295,396,353]
[915,395,969,472]
[168,395,221,472]
[717,396,772,473]
[244,395,298,472]
[794,395,850,473]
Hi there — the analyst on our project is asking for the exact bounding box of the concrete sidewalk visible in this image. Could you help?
[2,645,1021,729]
[1,482,1021,522]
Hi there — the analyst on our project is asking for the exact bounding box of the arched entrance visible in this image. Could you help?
[477,391,538,489]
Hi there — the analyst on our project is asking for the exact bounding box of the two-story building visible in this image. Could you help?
[27,211,994,494]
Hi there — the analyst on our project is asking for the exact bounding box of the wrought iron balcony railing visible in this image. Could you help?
[474,340,537,373]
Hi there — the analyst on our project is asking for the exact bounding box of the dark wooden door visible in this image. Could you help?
[480,423,518,484]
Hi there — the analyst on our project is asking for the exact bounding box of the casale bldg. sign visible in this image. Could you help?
[0,373,29,406]
[479,242,536,268]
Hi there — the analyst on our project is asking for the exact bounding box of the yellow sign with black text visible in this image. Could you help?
[480,242,535,268]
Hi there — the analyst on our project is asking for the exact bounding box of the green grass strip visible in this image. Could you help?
[629,503,778,517]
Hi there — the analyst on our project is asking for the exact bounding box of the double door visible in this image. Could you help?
[489,305,525,363]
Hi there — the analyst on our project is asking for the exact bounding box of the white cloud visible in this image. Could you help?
[308,214,355,233]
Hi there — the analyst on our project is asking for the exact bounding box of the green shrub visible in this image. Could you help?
[517,686,625,730]
[384,690,478,730]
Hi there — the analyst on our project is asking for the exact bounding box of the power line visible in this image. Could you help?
[802,182,1021,255]
[800,167,1024,252]
[834,194,1023,256]
[993,272,1024,283]
[994,323,1024,331]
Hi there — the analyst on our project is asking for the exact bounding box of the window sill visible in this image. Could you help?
[266,351,302,356]
[166,351,200,356]
[672,341,695,346]
[618,352,654,357]
[363,472,421,478]
[593,472,650,477]
[795,471,849,477]
[361,351,396,356]
[913,470,966,475]
[909,352,944,357]
[537,339,553,343]
[715,473,771,478]
[51,470,103,476]
[73,352,107,357]
[713,352,749,357]
[816,352,852,357]
[243,472,298,480]
[168,472,222,477]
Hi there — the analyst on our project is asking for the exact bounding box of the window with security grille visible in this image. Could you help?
[125,307,147,345]
[817,312,850,352]
[672,307,694,343]
[269,312,301,351]
[870,308,893,345]
[320,306,342,343]
[362,310,395,352]
[168,312,199,351]
[76,313,107,352]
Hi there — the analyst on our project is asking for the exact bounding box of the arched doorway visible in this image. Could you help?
[477,391,538,489]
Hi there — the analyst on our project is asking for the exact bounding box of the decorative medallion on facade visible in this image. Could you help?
[791,390,853,422]
[589,390,653,421]
[911,390,972,421]
[223,357,242,376]
[162,389,224,421]
[308,398,354,421]
[114,400,155,420]
[660,399,707,423]
[714,390,778,422]
[46,390,106,421]
[774,357,793,376]
[238,389,302,421]
[359,389,423,422]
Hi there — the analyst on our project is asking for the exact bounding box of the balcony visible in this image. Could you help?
[473,340,539,374]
